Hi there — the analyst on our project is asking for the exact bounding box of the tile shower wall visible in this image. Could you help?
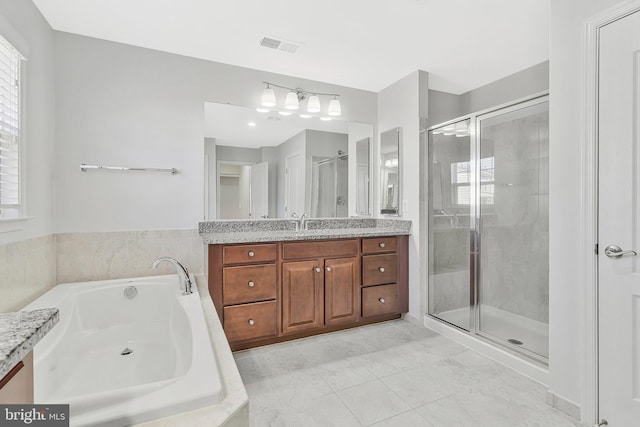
[479,113,549,324]
[56,229,204,284]
[0,235,57,312]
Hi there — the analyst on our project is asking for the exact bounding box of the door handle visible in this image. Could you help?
[604,245,638,259]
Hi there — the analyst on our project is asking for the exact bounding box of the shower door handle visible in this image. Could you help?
[604,245,637,259]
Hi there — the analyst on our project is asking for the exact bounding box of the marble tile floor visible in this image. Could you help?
[234,319,580,427]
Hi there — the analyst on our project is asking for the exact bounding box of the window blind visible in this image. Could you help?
[0,36,21,216]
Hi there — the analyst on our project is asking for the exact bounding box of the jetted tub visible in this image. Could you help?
[24,274,224,426]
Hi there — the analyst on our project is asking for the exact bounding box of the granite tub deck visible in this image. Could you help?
[199,218,411,244]
[0,309,59,378]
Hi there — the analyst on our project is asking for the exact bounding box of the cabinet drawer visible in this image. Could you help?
[362,237,398,254]
[223,264,276,305]
[223,244,276,265]
[362,253,398,286]
[362,284,399,318]
[282,239,358,260]
[223,301,277,342]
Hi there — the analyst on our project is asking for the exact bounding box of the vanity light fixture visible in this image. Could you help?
[327,96,342,116]
[442,124,456,135]
[260,81,341,115]
[261,84,276,107]
[455,121,468,137]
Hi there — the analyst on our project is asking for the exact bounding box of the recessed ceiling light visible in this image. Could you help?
[320,117,332,121]
[256,108,270,113]
[248,122,256,127]
[279,111,292,116]
[299,114,312,118]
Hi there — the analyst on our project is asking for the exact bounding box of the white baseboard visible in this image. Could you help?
[546,391,581,421]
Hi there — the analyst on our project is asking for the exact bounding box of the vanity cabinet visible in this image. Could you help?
[208,235,408,350]
[0,352,34,404]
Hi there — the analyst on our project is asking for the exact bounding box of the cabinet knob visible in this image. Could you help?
[379,242,386,248]
[248,281,255,288]
[378,267,385,273]
[315,267,321,273]
[379,298,385,304]
[248,250,255,257]
[326,266,332,272]
[248,319,255,326]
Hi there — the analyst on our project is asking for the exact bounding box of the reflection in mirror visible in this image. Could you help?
[355,137,370,215]
[380,127,401,215]
[204,102,373,219]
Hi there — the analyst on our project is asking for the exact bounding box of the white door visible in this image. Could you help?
[285,153,304,217]
[250,161,269,218]
[598,9,640,425]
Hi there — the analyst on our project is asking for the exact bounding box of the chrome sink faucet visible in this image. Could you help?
[298,213,307,231]
[152,257,193,295]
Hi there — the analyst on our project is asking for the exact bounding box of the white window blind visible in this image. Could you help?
[0,35,22,217]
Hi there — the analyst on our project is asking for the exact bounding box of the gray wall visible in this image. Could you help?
[427,61,549,127]
[0,0,57,312]
[53,32,377,233]
[216,145,261,164]
[0,0,56,244]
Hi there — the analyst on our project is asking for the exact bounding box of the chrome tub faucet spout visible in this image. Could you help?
[152,257,193,295]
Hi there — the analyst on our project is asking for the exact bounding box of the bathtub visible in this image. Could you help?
[24,274,224,426]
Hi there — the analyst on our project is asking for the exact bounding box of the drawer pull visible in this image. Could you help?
[248,319,255,326]
[315,267,321,273]
[379,267,385,273]
[379,298,385,304]
[248,281,255,288]
[326,266,332,272]
[379,242,386,248]
[248,250,255,257]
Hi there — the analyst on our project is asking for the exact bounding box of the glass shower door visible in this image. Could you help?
[476,99,549,358]
[428,119,473,331]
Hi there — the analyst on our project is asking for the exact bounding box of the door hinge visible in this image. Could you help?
[595,243,599,255]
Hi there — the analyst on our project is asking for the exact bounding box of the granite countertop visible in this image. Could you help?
[0,308,59,378]
[199,218,411,244]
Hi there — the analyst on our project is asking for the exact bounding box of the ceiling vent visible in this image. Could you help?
[259,35,303,55]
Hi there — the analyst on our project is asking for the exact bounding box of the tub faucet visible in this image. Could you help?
[152,257,193,295]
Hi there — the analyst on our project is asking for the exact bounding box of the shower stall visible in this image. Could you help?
[427,94,549,362]
[311,153,349,217]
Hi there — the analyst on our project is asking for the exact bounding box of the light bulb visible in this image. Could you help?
[248,122,256,127]
[284,91,299,110]
[261,85,276,107]
[278,111,292,116]
[327,97,341,116]
[256,108,270,113]
[307,95,321,113]
[320,117,332,121]
[299,114,312,118]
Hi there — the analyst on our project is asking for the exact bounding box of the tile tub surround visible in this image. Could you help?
[0,235,57,313]
[236,320,579,427]
[56,229,204,284]
[0,309,59,378]
[199,218,411,244]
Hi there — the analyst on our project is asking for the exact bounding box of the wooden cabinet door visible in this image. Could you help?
[324,257,359,326]
[282,260,324,334]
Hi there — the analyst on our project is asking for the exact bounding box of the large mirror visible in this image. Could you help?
[204,102,374,219]
[380,127,401,215]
